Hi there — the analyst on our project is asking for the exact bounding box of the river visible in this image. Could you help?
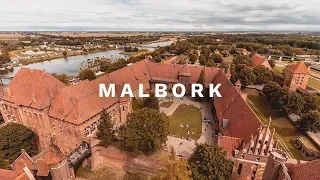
[0,41,173,86]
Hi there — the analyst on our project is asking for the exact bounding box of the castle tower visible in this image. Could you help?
[231,118,277,180]
[283,61,310,91]
[262,149,288,180]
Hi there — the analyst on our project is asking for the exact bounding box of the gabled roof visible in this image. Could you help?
[2,68,66,109]
[288,159,320,180]
[287,61,310,74]
[178,64,191,76]
[217,136,243,159]
[250,54,266,67]
[0,169,18,180]
[213,70,261,142]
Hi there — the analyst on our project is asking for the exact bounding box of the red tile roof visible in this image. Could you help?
[250,54,266,67]
[0,169,18,180]
[288,159,320,180]
[12,151,34,175]
[213,71,261,142]
[2,68,66,109]
[217,136,243,159]
[287,61,310,74]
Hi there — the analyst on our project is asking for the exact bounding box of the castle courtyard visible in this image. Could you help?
[159,94,214,158]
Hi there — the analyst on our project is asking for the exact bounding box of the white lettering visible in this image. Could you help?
[209,84,222,97]
[121,84,134,97]
[155,84,167,97]
[138,84,149,97]
[99,84,115,97]
[172,83,186,98]
[191,84,204,97]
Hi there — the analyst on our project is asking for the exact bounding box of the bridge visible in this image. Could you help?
[67,142,91,166]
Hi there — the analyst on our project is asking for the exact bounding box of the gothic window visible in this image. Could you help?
[237,164,243,175]
[123,106,125,112]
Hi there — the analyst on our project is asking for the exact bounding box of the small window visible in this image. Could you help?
[123,106,125,112]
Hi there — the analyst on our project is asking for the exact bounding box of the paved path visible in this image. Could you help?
[159,94,214,158]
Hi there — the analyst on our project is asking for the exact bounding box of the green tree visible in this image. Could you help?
[300,111,320,133]
[233,55,250,65]
[188,144,232,180]
[205,61,216,67]
[229,48,238,55]
[158,147,191,180]
[303,94,320,113]
[118,108,169,154]
[198,54,206,65]
[238,66,256,86]
[210,54,223,63]
[78,68,96,81]
[262,82,287,108]
[0,123,38,169]
[62,51,67,57]
[97,109,115,147]
[189,54,198,64]
[253,65,274,84]
[280,92,306,115]
[52,73,69,85]
[142,92,160,110]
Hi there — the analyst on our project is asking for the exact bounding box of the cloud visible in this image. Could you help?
[0,0,319,31]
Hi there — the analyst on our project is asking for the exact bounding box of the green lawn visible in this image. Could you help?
[273,65,284,75]
[246,95,315,160]
[308,78,320,90]
[169,104,202,140]
[160,101,174,108]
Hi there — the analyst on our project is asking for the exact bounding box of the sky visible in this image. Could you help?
[0,0,319,31]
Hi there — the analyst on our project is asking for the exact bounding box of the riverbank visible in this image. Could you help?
[10,47,113,66]
[119,49,149,56]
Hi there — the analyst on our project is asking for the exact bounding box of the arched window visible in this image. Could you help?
[237,164,243,175]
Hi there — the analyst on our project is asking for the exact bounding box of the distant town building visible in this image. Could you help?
[250,54,272,70]
[283,61,311,91]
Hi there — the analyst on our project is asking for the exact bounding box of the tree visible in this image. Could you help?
[210,54,223,63]
[262,82,287,108]
[280,92,306,115]
[52,73,69,85]
[205,61,216,67]
[0,123,38,169]
[142,92,160,110]
[189,54,198,64]
[303,94,320,113]
[158,147,191,180]
[62,51,67,57]
[118,108,169,154]
[229,48,238,55]
[253,65,274,84]
[300,111,320,133]
[97,109,115,147]
[233,55,250,65]
[198,54,206,65]
[78,68,96,81]
[238,66,256,86]
[188,144,233,180]
[268,59,276,68]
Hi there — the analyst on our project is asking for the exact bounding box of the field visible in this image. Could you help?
[169,104,202,140]
[0,33,25,40]
[40,32,152,37]
[246,94,320,160]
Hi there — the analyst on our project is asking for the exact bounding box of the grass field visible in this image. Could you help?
[246,95,312,160]
[169,104,202,140]
[308,78,320,90]
[273,65,284,75]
